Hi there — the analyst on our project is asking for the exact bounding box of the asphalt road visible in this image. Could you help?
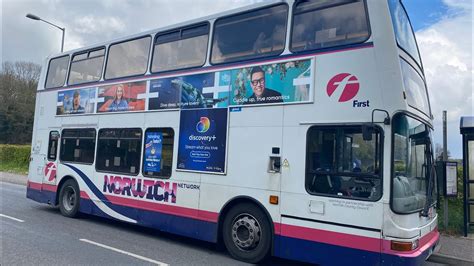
[0,181,307,266]
[0,181,445,265]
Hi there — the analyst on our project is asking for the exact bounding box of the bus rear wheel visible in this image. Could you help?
[222,203,272,263]
[58,179,80,218]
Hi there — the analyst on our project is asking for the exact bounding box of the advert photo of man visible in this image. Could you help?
[71,90,85,113]
[246,66,283,104]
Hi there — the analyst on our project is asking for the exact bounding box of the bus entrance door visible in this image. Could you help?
[29,129,57,187]
[279,125,383,264]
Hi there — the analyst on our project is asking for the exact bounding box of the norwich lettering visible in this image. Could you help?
[103,175,177,203]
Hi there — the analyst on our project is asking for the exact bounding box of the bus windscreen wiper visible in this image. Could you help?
[420,140,435,217]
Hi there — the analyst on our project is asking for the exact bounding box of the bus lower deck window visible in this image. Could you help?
[59,129,96,164]
[96,128,142,175]
[305,126,382,201]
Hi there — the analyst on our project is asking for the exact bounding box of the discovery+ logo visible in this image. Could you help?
[190,116,216,142]
[196,117,210,133]
[326,73,369,108]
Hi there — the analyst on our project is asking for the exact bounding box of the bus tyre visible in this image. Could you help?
[58,179,80,218]
[223,203,272,263]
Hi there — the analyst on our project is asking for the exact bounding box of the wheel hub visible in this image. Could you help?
[62,187,76,211]
[231,214,261,250]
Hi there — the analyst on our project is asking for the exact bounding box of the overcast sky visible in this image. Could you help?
[1,0,472,158]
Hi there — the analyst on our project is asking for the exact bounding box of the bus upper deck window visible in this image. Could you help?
[68,48,105,85]
[105,36,151,80]
[388,0,422,68]
[152,23,209,73]
[45,55,69,89]
[290,0,369,53]
[211,4,288,64]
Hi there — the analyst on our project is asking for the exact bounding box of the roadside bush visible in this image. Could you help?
[0,144,31,173]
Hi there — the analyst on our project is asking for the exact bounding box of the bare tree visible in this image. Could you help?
[0,61,42,144]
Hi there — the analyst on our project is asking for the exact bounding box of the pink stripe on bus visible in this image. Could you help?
[42,183,57,192]
[28,179,437,257]
[381,228,439,257]
[28,181,43,190]
[80,191,90,199]
[104,193,218,222]
[279,223,382,253]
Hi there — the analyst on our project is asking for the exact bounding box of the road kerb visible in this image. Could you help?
[428,253,473,266]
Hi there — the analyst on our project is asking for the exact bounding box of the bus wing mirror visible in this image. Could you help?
[372,109,390,125]
[362,124,373,141]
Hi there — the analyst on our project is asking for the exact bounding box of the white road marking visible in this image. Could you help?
[0,213,25,223]
[79,238,168,266]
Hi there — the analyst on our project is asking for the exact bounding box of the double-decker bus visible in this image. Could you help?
[27,0,439,264]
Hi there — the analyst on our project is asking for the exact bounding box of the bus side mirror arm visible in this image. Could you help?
[371,109,390,125]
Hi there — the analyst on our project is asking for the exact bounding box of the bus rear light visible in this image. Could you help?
[391,239,419,251]
[269,195,279,205]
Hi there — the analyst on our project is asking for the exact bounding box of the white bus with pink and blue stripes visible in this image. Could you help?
[27,0,439,264]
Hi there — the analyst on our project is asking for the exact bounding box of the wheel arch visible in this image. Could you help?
[55,175,77,205]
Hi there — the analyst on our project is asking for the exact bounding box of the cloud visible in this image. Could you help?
[3,0,469,157]
[416,0,472,158]
[2,0,258,63]
[443,0,472,10]
[75,16,125,35]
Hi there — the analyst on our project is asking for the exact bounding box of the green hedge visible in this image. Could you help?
[0,144,31,173]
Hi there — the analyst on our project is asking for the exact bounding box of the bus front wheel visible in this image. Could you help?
[58,179,80,218]
[222,203,272,263]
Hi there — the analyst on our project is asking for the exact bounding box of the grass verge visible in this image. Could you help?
[0,161,29,174]
[437,197,467,235]
[0,144,30,175]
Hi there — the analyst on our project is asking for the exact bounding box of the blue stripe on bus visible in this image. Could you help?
[275,235,434,266]
[63,164,108,202]
[275,235,381,266]
[26,186,56,205]
[79,196,217,242]
[63,163,136,222]
[27,184,218,242]
[27,185,432,265]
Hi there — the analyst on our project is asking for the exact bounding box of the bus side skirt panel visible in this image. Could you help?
[26,182,56,205]
[274,235,382,266]
[79,196,218,242]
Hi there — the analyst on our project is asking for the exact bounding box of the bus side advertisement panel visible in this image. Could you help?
[148,72,229,110]
[177,108,228,174]
[229,59,313,106]
[56,87,96,115]
[97,81,146,113]
[147,58,314,110]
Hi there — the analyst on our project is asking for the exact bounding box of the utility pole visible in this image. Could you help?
[443,110,448,228]
[26,13,65,52]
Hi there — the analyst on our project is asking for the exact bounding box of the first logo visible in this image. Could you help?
[326,73,360,102]
[44,162,57,182]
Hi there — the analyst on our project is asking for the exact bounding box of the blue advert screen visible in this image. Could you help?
[144,132,163,173]
[177,108,228,173]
